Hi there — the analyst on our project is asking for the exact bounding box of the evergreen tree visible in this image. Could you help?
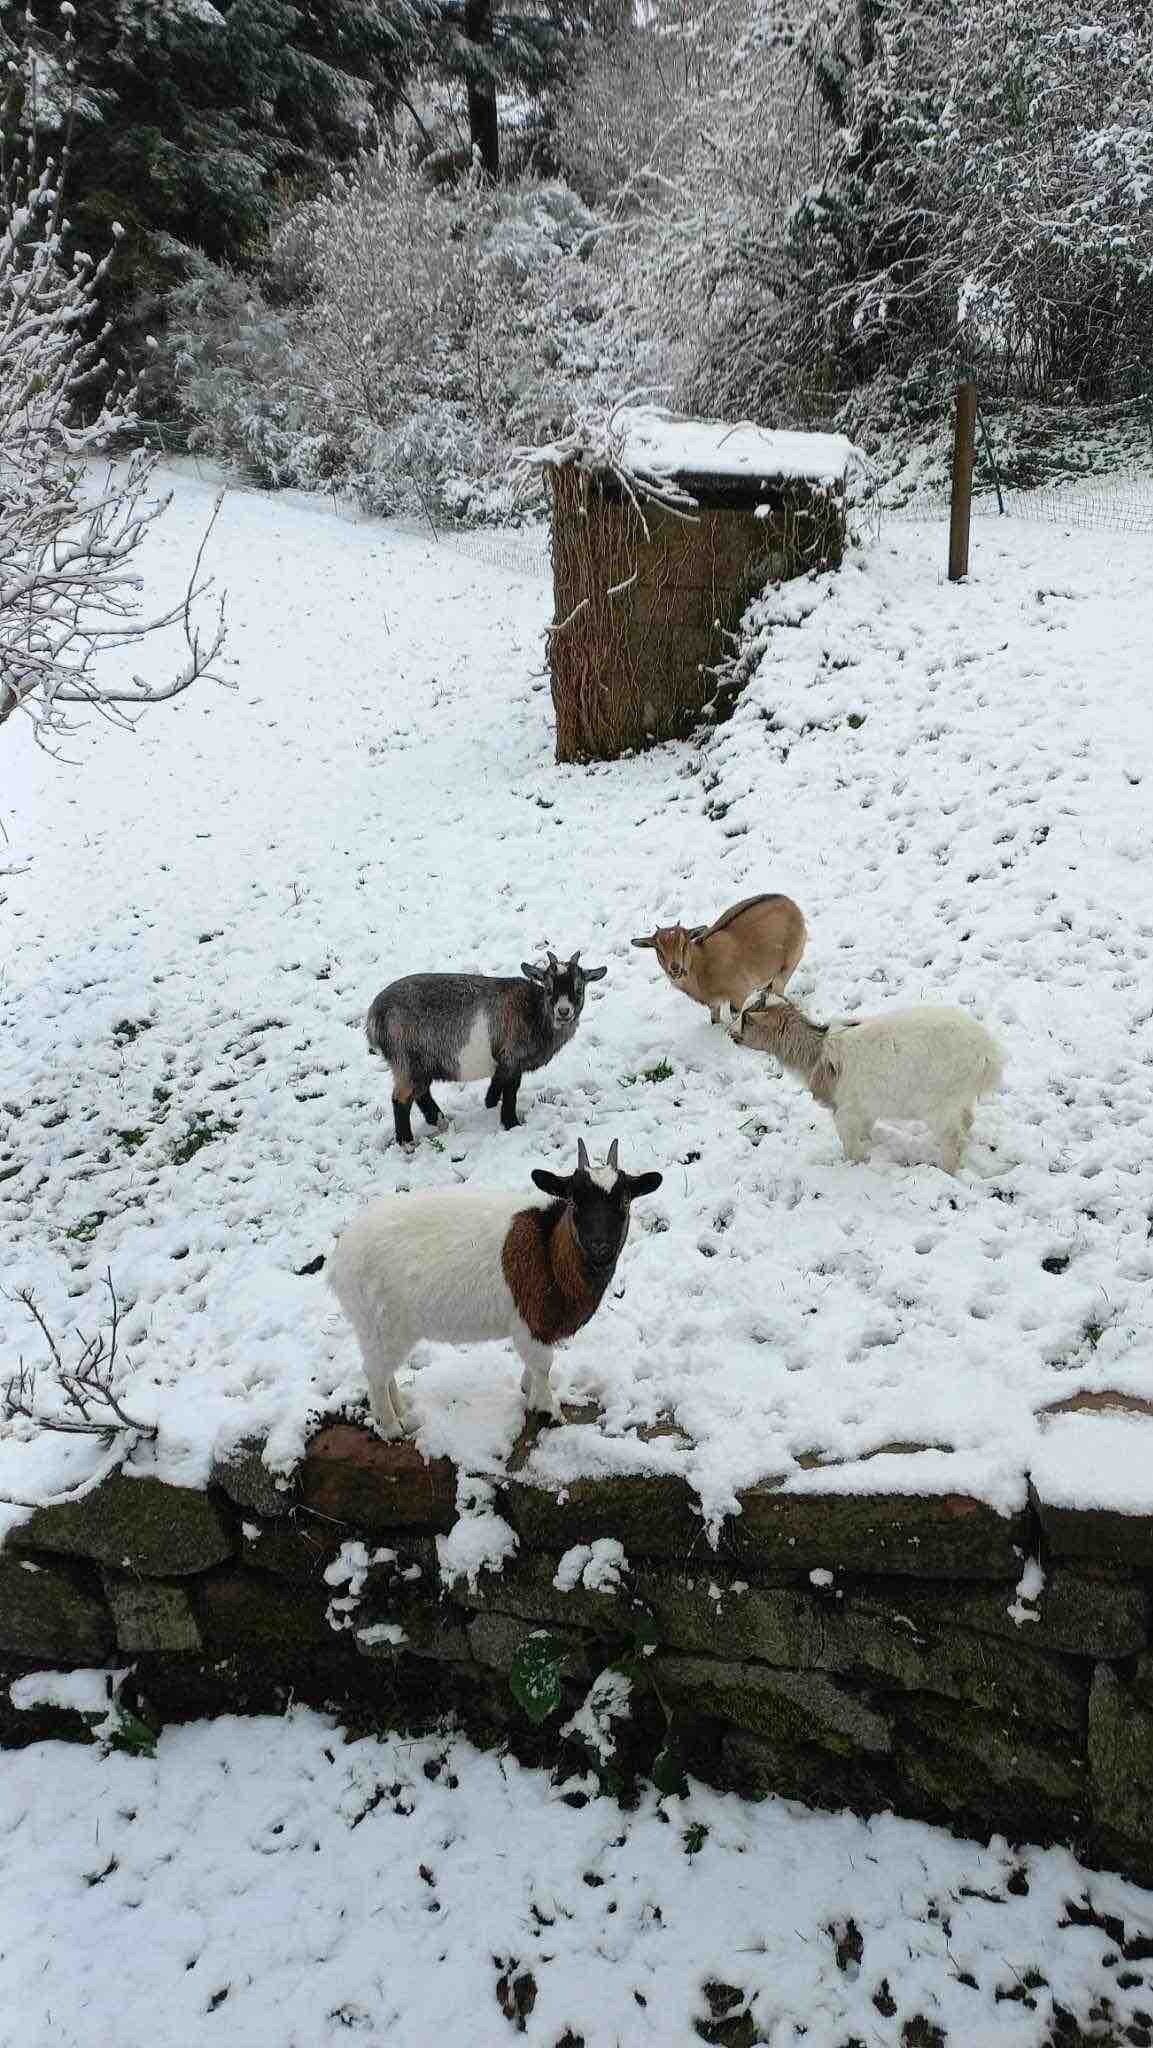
[5,0,432,326]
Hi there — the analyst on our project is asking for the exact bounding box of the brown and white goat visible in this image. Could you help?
[326,1139,663,1437]
[730,992,1004,1173]
[632,892,806,1023]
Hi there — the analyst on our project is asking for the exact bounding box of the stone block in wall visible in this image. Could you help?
[1088,1664,1153,1841]
[357,1605,472,1664]
[1030,1405,1153,1568]
[102,1574,202,1654]
[1031,1495,1153,1572]
[654,1654,892,1756]
[506,1472,704,1560]
[453,1551,824,1663]
[813,1607,1087,1733]
[731,1486,1028,1578]
[10,1475,233,1577]
[719,1728,898,1816]
[0,1555,113,1663]
[900,1696,1089,1814]
[197,1569,334,1659]
[467,1611,591,1684]
[212,1437,298,1518]
[849,1567,1150,1660]
[240,1519,344,1584]
[301,1426,456,1532]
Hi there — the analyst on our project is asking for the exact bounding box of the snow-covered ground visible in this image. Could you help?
[2,469,1153,1532]
[3,1707,1153,2048]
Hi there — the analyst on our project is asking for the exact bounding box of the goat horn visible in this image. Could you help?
[547,950,559,970]
[576,1137,590,1173]
[606,1139,620,1171]
[568,950,581,966]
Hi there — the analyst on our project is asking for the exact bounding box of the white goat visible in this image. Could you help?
[730,992,1004,1173]
[327,1139,663,1437]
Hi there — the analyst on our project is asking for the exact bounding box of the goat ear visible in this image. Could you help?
[624,1170,663,1198]
[581,963,607,982]
[531,1169,571,1198]
[521,960,545,982]
[631,934,657,950]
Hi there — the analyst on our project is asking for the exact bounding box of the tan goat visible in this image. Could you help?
[632,892,806,1024]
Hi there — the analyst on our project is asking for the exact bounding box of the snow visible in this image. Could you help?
[1,1709,1151,2046]
[1007,1555,1045,1626]
[561,1667,633,1759]
[554,1538,628,1593]
[8,1667,128,1716]
[612,405,858,485]
[3,466,1153,1541]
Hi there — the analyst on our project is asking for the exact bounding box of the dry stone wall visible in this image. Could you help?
[3,1422,1153,1888]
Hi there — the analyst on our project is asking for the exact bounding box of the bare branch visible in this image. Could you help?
[0,123,230,749]
[1,1272,158,1468]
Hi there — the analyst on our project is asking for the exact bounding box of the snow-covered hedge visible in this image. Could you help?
[166,158,654,520]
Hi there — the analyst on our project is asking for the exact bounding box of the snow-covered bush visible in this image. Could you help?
[168,153,644,519]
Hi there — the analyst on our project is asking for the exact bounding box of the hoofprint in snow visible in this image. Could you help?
[2,466,1153,1535]
[3,1708,1153,2048]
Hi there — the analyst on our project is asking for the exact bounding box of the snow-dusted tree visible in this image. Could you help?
[6,0,434,347]
[0,136,226,748]
[605,0,1153,429]
[168,149,644,516]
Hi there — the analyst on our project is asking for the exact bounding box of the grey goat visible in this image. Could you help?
[367,951,607,1147]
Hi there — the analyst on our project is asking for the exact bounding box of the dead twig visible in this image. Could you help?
[2,1269,157,1446]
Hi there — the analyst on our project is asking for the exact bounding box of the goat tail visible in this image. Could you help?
[366,991,391,1056]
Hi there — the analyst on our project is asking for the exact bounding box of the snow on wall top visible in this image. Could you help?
[612,408,858,487]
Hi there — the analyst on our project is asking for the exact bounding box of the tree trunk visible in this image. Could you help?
[464,0,499,178]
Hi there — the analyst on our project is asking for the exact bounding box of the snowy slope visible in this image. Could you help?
[3,1709,1153,2048]
[2,469,1152,1532]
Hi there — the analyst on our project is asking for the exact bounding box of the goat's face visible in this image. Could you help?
[522,950,607,1030]
[734,989,790,1047]
[631,923,694,986]
[532,1139,663,1274]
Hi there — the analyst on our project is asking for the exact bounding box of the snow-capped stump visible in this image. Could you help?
[521,402,856,761]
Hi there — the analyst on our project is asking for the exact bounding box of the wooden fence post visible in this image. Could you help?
[948,380,978,582]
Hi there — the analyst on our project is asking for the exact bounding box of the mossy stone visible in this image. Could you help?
[654,1654,892,1756]
[732,1486,1028,1579]
[0,1556,113,1662]
[12,1474,233,1576]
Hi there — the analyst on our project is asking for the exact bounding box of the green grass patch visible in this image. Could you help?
[168,1110,239,1166]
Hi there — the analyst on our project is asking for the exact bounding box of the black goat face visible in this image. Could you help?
[531,1138,663,1272]
[521,950,607,1029]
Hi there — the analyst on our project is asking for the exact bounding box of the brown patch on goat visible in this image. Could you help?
[501,1205,612,1345]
